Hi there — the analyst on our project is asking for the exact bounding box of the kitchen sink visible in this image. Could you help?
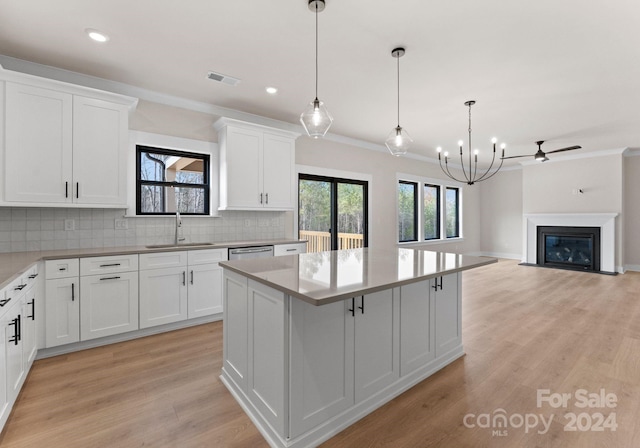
[145,242,218,249]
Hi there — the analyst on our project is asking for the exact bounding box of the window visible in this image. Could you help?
[445,187,460,238]
[299,174,368,252]
[136,145,210,215]
[397,177,461,243]
[398,181,418,242]
[423,184,440,240]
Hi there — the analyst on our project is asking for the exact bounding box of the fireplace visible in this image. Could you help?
[523,213,617,274]
[537,226,600,272]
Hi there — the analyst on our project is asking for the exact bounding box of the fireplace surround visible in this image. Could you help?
[523,213,617,273]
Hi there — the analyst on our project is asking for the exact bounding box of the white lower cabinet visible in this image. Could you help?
[187,249,227,319]
[139,249,227,328]
[80,271,138,340]
[399,273,461,375]
[1,264,41,431]
[433,274,461,357]
[223,270,249,389]
[222,270,464,447]
[139,265,188,329]
[289,289,399,437]
[354,289,400,402]
[0,297,8,429]
[4,294,25,405]
[45,261,80,348]
[289,298,355,438]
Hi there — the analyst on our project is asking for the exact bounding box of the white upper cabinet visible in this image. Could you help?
[1,69,137,207]
[4,83,73,204]
[214,118,298,210]
[72,96,129,205]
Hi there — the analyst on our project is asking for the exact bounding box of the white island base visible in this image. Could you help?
[220,269,466,448]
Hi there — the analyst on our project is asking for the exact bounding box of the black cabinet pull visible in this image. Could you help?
[59,267,67,271]
[0,298,10,307]
[100,276,121,281]
[260,193,263,204]
[28,299,35,320]
[9,315,21,345]
[432,280,438,291]
[65,181,69,198]
[9,317,19,345]
[99,263,121,268]
[76,182,79,199]
[439,276,443,290]
[348,297,355,317]
[265,193,269,204]
[358,296,364,314]
[14,284,27,291]
[190,270,194,285]
[182,271,186,286]
[17,314,21,342]
[71,282,75,301]
[28,273,38,279]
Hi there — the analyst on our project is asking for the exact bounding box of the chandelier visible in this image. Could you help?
[437,101,506,185]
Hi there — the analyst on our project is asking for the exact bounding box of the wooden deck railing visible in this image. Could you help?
[299,230,364,252]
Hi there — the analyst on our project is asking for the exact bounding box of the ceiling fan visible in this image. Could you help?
[501,140,582,162]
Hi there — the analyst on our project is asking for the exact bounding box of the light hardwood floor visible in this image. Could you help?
[1,259,639,447]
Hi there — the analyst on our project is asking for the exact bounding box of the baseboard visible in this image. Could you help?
[623,264,640,272]
[36,313,222,359]
[467,251,522,260]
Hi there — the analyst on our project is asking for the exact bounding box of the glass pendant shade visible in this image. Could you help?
[385,126,412,156]
[300,98,333,138]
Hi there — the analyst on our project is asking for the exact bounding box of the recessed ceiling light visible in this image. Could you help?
[266,86,278,95]
[86,28,109,43]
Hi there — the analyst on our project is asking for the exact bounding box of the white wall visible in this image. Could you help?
[479,168,522,258]
[624,155,640,269]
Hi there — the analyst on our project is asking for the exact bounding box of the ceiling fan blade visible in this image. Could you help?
[545,145,581,154]
[501,154,534,160]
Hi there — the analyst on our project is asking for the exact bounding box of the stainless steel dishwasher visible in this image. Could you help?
[228,245,274,260]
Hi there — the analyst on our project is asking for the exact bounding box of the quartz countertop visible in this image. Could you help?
[219,247,497,306]
[0,239,304,291]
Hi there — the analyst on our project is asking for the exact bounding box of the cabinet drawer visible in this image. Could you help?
[45,258,79,279]
[21,263,39,290]
[139,251,187,270]
[80,254,138,276]
[187,248,228,265]
[274,243,307,256]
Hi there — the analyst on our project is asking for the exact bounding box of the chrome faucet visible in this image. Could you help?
[175,211,185,245]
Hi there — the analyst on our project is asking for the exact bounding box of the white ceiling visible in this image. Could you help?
[1,0,639,163]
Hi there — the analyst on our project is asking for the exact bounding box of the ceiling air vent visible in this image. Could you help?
[206,71,241,86]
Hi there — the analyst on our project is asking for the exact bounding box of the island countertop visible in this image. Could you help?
[219,247,497,305]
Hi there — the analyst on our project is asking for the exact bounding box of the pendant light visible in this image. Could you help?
[385,47,412,156]
[300,0,333,138]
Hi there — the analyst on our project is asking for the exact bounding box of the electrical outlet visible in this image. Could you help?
[115,219,128,230]
[244,219,252,227]
[64,219,75,231]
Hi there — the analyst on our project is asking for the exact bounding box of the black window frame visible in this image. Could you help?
[298,173,369,251]
[423,183,441,241]
[136,145,211,216]
[445,186,460,238]
[398,180,418,243]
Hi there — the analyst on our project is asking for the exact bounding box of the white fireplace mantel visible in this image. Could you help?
[523,213,618,273]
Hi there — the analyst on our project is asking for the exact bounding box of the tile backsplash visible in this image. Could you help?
[0,208,287,253]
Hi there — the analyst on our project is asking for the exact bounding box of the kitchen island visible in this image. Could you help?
[219,247,496,448]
